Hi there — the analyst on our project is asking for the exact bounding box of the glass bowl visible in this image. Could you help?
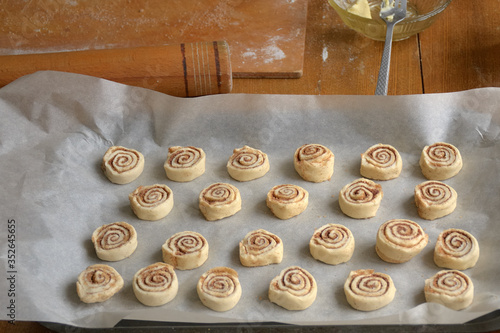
[327,0,453,41]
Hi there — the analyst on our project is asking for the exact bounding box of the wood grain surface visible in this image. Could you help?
[0,0,308,78]
[1,0,499,332]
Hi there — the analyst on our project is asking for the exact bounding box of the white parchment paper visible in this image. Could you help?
[0,71,499,328]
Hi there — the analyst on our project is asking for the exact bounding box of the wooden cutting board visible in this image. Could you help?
[0,0,308,78]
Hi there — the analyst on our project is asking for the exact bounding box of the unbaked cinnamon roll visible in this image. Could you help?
[266,184,309,219]
[102,146,144,184]
[164,146,206,182]
[197,267,242,311]
[375,219,428,263]
[420,142,463,180]
[133,262,178,306]
[360,144,402,180]
[344,269,396,311]
[199,183,241,221]
[268,266,317,310]
[227,145,270,181]
[239,229,283,267]
[309,223,355,265]
[414,181,457,220]
[162,231,209,270]
[129,184,174,221]
[434,228,480,270]
[294,144,334,182]
[339,178,383,219]
[424,270,474,310]
[76,264,124,303]
[91,222,138,261]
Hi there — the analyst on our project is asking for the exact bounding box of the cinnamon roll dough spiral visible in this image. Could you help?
[162,231,209,270]
[376,219,428,263]
[197,267,242,312]
[294,144,334,183]
[199,183,242,221]
[133,262,178,306]
[414,181,457,220]
[339,178,383,219]
[227,145,270,181]
[76,264,124,303]
[309,223,355,265]
[268,266,317,310]
[91,222,138,261]
[434,228,480,270]
[129,184,174,221]
[420,142,463,180]
[239,229,283,267]
[424,270,474,310]
[102,146,144,184]
[360,144,402,180]
[164,146,206,182]
[344,269,396,311]
[266,184,309,219]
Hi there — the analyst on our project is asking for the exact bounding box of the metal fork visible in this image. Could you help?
[374,0,407,95]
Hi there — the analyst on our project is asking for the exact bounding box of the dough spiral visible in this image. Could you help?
[294,143,334,182]
[162,231,209,270]
[344,269,396,311]
[339,178,383,219]
[376,219,428,263]
[197,267,242,311]
[239,229,283,267]
[434,228,479,270]
[164,146,206,182]
[129,184,174,221]
[102,146,144,184]
[424,270,474,310]
[414,181,457,220]
[310,223,355,265]
[133,262,178,306]
[266,184,309,219]
[76,264,124,303]
[269,266,317,310]
[199,183,241,221]
[420,142,463,180]
[360,143,402,180]
[227,145,270,181]
[92,222,138,261]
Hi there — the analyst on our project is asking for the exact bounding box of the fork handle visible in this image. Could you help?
[375,23,396,95]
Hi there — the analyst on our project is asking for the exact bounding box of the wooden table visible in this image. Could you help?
[1,0,499,332]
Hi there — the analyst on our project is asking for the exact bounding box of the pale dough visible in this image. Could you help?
[266,184,309,219]
[102,146,144,184]
[344,269,396,311]
[420,142,463,180]
[309,223,355,265]
[434,228,480,270]
[91,221,138,261]
[294,143,334,182]
[227,145,270,181]
[268,266,317,310]
[339,178,383,219]
[197,267,242,312]
[239,229,283,267]
[76,264,124,303]
[375,219,428,263]
[129,184,174,221]
[162,231,209,270]
[164,146,206,182]
[199,183,242,221]
[414,180,457,220]
[360,143,402,180]
[133,262,178,306]
[424,270,474,310]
